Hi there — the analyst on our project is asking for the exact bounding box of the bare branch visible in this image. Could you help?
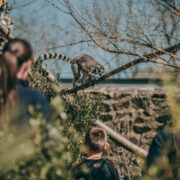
[64,42,180,94]
[35,36,148,52]
[161,0,180,13]
[154,0,173,12]
[63,0,139,56]
[95,120,148,158]
[155,0,180,19]
[147,44,180,61]
[47,0,70,15]
[150,59,180,69]
[35,39,93,51]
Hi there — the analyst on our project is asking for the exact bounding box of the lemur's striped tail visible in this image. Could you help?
[37,53,72,63]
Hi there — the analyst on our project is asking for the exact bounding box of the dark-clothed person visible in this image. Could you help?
[74,159,119,180]
[147,130,180,167]
[73,127,119,180]
[0,38,50,128]
[15,79,50,126]
[143,129,180,179]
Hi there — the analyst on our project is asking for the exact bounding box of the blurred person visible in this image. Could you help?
[0,38,50,126]
[2,38,34,81]
[143,129,180,179]
[73,127,119,180]
[0,52,18,110]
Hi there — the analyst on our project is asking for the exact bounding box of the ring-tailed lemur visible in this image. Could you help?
[37,53,104,87]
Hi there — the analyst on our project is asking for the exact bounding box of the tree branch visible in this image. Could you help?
[0,18,61,85]
[150,59,180,69]
[47,0,70,15]
[95,120,148,158]
[63,0,139,56]
[147,44,180,61]
[35,39,93,51]
[64,42,180,94]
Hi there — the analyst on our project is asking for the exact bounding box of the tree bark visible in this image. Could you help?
[65,42,180,94]
[95,120,148,158]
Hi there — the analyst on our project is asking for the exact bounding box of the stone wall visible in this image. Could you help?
[86,87,170,179]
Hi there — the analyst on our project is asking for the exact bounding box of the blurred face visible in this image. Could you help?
[6,42,33,81]
[16,60,31,80]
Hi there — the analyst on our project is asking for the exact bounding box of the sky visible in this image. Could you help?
[7,0,180,79]
[9,0,114,78]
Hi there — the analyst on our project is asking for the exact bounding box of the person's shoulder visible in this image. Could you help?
[28,87,46,98]
[102,159,119,179]
[18,81,49,107]
[18,82,47,99]
[153,130,171,146]
[103,159,117,169]
[73,161,84,168]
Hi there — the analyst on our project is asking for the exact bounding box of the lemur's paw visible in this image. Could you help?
[91,77,98,81]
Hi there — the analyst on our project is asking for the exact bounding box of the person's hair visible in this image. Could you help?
[0,52,18,109]
[85,127,107,152]
[2,38,33,68]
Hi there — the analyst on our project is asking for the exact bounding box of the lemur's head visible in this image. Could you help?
[97,65,104,75]
[92,65,104,76]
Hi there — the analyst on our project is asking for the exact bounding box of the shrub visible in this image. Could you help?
[0,61,103,179]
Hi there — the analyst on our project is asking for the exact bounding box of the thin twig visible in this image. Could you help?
[35,39,93,51]
[64,42,180,94]
[47,0,70,15]
[122,148,132,180]
[150,59,180,68]
[63,0,139,56]
[162,0,180,13]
